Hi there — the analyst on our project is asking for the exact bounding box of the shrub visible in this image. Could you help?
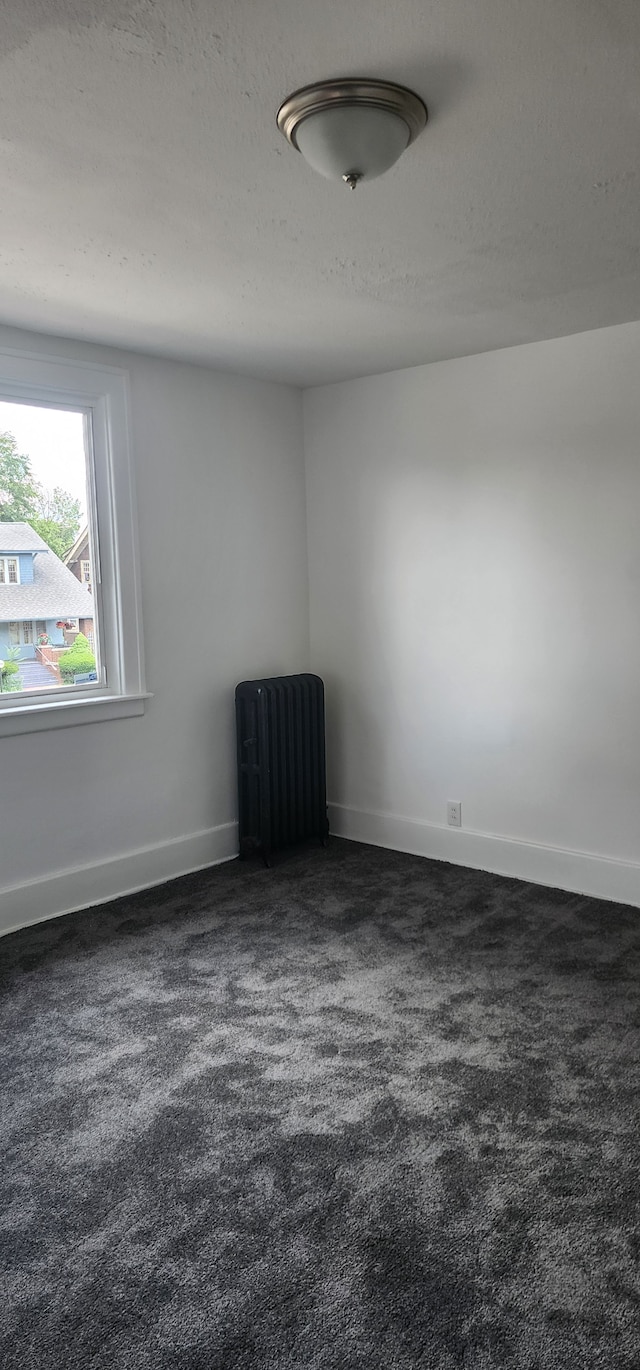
[1,645,22,692]
[58,632,96,682]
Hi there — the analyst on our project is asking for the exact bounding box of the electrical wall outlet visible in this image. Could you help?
[447,801,462,828]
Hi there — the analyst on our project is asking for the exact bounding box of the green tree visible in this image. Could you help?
[0,430,81,558]
[30,487,81,559]
[0,431,39,521]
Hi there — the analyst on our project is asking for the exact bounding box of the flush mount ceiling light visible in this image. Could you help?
[276,78,428,189]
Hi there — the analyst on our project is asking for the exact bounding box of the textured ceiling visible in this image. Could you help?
[0,0,639,385]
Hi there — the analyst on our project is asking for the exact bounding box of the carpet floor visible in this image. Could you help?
[1,839,639,1369]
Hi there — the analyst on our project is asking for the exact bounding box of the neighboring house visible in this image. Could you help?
[64,526,91,593]
[63,526,94,644]
[0,522,94,660]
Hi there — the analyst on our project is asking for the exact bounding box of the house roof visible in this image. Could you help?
[63,525,89,566]
[0,524,94,622]
[0,522,50,554]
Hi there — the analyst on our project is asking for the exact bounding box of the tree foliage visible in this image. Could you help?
[0,431,39,520]
[30,488,82,559]
[0,430,81,557]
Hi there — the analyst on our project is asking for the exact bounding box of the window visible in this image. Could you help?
[0,347,147,737]
[0,557,20,584]
[1,404,101,691]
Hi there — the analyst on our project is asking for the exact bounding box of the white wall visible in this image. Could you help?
[0,327,309,932]
[304,321,640,905]
[4,318,640,930]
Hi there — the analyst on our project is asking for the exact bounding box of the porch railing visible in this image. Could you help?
[35,645,65,682]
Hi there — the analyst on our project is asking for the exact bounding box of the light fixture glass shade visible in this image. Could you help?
[294,104,410,183]
[277,79,427,188]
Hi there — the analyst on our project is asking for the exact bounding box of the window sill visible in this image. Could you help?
[0,692,152,738]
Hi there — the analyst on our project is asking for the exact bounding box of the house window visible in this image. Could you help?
[0,557,20,584]
[0,348,147,738]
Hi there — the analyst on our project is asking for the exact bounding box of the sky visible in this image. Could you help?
[0,400,88,522]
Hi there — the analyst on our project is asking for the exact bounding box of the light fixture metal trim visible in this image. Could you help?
[277,78,428,151]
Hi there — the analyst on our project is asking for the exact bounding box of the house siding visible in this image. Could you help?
[18,553,35,584]
[0,617,66,659]
[65,531,90,584]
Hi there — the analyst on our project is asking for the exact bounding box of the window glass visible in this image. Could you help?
[0,349,146,738]
[0,402,101,695]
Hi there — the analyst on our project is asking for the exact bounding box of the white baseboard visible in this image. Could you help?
[0,822,239,938]
[328,803,640,908]
[4,807,637,939]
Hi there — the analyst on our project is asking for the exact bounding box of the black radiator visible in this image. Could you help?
[235,673,329,865]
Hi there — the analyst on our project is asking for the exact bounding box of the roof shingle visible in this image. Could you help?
[0,521,50,553]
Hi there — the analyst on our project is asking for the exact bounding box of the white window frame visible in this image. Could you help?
[0,557,21,585]
[80,559,91,583]
[0,346,149,737]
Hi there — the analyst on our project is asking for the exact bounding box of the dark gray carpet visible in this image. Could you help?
[1,839,639,1369]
